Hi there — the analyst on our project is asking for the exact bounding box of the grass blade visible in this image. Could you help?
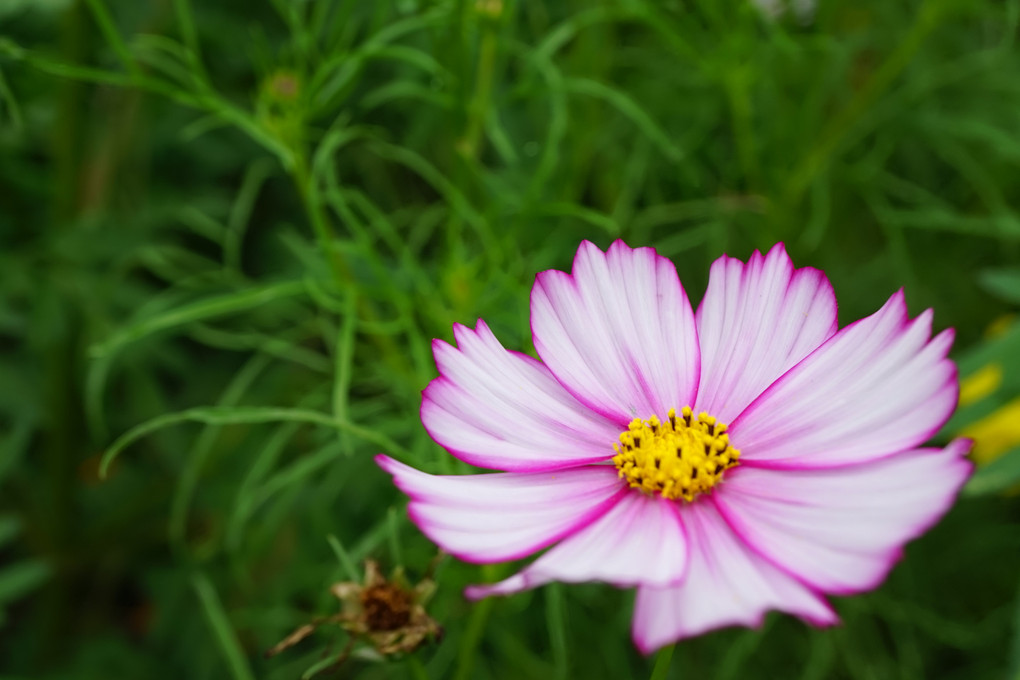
[327,534,360,582]
[192,572,255,680]
[90,280,308,358]
[100,406,411,477]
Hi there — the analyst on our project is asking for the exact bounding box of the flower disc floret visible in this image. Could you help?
[612,407,740,502]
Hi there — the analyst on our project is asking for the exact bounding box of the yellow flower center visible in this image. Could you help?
[612,406,740,502]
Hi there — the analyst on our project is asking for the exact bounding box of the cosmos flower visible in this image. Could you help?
[377,241,971,653]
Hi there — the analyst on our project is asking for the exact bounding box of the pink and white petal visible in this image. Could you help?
[465,492,687,599]
[376,456,626,563]
[732,290,958,467]
[695,244,838,424]
[530,240,700,426]
[422,320,621,472]
[714,439,972,595]
[631,500,836,654]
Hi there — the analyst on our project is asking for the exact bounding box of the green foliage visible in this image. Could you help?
[1,0,1019,678]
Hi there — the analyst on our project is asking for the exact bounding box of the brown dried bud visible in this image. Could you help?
[267,559,442,673]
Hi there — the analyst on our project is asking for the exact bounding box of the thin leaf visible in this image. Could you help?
[963,446,1020,496]
[255,440,346,502]
[0,516,21,548]
[564,77,683,163]
[0,560,50,605]
[0,66,23,130]
[100,406,411,478]
[387,506,403,567]
[84,0,141,76]
[168,353,272,550]
[979,268,1020,305]
[529,202,619,235]
[90,280,307,358]
[649,643,675,680]
[545,585,568,680]
[172,0,203,69]
[192,573,255,680]
[327,535,360,582]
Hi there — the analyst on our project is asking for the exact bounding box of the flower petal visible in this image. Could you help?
[530,240,700,425]
[422,320,621,472]
[376,456,626,563]
[714,439,972,594]
[732,290,958,467]
[465,491,687,598]
[631,500,836,653]
[694,244,838,424]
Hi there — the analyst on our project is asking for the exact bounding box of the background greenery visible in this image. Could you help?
[2,0,1020,677]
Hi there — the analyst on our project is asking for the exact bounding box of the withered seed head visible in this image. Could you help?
[267,558,442,672]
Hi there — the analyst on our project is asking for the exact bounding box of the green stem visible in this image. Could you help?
[726,68,760,191]
[460,14,499,159]
[448,7,501,267]
[649,643,676,680]
[453,591,495,680]
[292,153,350,285]
[193,573,256,680]
[291,154,417,387]
[84,0,141,76]
[99,405,414,477]
[546,585,568,680]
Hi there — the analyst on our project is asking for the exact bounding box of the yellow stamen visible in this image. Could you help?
[612,407,740,502]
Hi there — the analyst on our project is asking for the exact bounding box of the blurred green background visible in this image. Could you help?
[2,0,1020,678]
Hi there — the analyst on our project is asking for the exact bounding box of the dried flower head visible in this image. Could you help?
[330,561,441,656]
[267,560,441,669]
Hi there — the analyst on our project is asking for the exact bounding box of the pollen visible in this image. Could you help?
[612,407,740,502]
